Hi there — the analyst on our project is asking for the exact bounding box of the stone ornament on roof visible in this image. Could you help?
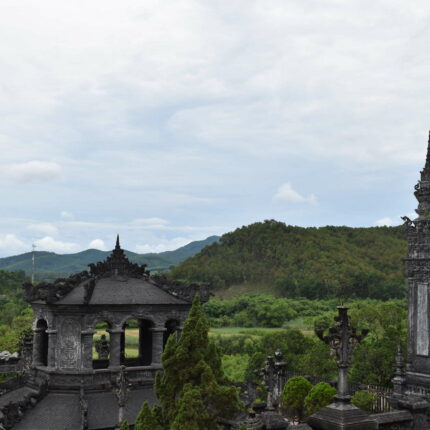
[22,235,209,304]
[88,235,150,279]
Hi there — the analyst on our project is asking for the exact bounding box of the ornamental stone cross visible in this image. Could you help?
[309,305,378,430]
[315,306,368,402]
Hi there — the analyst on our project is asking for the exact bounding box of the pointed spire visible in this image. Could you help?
[115,234,121,250]
[425,130,430,169]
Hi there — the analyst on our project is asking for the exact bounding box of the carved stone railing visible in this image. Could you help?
[34,365,161,390]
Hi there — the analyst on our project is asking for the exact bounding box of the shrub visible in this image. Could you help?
[281,376,312,420]
[351,390,376,413]
[304,382,336,416]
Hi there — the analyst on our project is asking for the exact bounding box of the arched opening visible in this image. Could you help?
[164,319,180,348]
[93,321,111,369]
[34,319,48,366]
[121,319,153,366]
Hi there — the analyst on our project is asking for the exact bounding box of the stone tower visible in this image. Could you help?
[394,132,430,429]
[404,132,430,385]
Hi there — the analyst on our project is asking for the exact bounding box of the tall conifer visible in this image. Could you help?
[137,294,241,429]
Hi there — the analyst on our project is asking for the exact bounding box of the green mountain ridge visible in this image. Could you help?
[169,220,407,300]
[0,236,220,281]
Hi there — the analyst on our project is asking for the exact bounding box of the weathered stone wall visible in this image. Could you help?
[370,411,413,430]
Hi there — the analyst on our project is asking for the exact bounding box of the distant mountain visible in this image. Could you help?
[0,236,220,281]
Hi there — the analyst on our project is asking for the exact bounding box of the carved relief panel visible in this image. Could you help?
[58,318,81,369]
[417,283,429,357]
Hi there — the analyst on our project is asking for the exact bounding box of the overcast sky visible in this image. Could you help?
[0,0,429,256]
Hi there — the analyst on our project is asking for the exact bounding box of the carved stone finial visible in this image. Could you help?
[426,130,430,168]
[308,305,378,429]
[115,234,120,250]
[395,343,405,375]
[317,306,368,402]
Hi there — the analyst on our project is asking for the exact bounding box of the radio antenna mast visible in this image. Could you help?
[31,244,36,283]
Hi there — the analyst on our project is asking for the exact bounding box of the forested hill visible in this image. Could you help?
[0,236,220,281]
[169,221,407,300]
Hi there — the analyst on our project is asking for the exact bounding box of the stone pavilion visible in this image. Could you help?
[0,237,207,430]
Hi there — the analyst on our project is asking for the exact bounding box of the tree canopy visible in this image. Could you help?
[170,220,406,300]
[136,295,242,429]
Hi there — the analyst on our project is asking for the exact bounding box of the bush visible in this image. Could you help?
[351,390,376,413]
[281,376,312,420]
[304,382,336,416]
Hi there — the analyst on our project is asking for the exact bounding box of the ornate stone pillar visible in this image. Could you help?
[308,306,378,430]
[32,327,45,367]
[108,328,123,368]
[150,327,167,365]
[46,329,57,368]
[81,329,95,369]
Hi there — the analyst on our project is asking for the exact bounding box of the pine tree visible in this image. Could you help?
[170,384,212,430]
[135,401,163,430]
[138,294,242,429]
[119,420,129,430]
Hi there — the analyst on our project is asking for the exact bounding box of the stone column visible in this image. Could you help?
[32,327,45,367]
[46,329,57,368]
[150,327,167,365]
[109,328,123,368]
[81,329,95,369]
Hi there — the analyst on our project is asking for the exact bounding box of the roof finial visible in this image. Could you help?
[426,130,430,168]
[115,234,120,250]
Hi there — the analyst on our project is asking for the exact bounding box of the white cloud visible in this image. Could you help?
[375,217,395,227]
[0,234,27,253]
[6,161,62,184]
[27,223,58,236]
[135,237,191,254]
[60,211,74,220]
[34,236,79,253]
[130,218,170,229]
[274,183,317,205]
[88,239,107,251]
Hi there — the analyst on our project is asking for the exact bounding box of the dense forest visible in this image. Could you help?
[0,270,32,352]
[170,220,407,300]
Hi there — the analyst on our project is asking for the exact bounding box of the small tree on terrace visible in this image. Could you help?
[136,294,242,429]
[281,376,312,421]
[304,382,336,416]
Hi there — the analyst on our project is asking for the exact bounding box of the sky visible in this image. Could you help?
[0,0,429,256]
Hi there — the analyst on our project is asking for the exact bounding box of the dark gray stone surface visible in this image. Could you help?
[14,392,81,430]
[57,277,189,305]
[260,411,288,429]
[307,401,378,430]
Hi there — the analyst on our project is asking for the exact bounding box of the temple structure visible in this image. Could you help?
[0,237,208,430]
[391,132,430,429]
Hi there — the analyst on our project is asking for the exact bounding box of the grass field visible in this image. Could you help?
[93,322,315,359]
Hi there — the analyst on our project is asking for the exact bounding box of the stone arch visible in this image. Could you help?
[118,313,156,329]
[33,319,49,366]
[87,313,115,331]
[120,318,154,367]
[32,311,53,330]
